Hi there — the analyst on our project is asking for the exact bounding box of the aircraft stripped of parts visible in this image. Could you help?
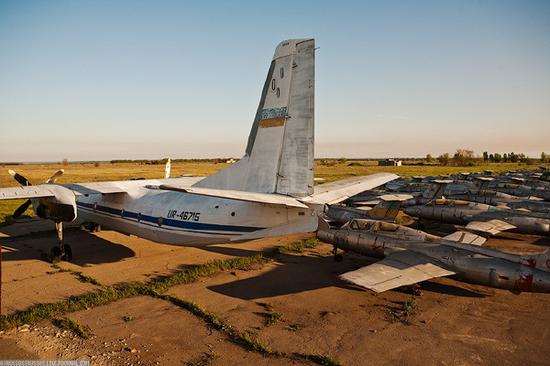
[0,39,398,262]
[329,174,550,237]
[317,218,550,293]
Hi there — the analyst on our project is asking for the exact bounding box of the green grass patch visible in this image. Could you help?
[53,317,90,339]
[74,272,102,286]
[151,254,269,293]
[46,265,72,275]
[257,302,273,311]
[386,297,418,325]
[264,311,283,326]
[278,238,320,254]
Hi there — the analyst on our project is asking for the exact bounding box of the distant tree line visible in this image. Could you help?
[425,149,545,167]
[482,151,532,163]
[109,158,233,165]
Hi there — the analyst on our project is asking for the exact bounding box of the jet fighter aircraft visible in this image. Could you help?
[318,219,550,293]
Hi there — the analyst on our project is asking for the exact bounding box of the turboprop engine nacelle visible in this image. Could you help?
[32,184,77,222]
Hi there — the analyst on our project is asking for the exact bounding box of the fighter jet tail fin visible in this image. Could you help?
[193,39,315,197]
[366,201,401,221]
[422,179,453,199]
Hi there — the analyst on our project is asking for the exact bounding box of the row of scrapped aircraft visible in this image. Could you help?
[0,39,399,262]
[319,169,550,294]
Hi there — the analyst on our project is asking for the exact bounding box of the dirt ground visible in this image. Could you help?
[1,219,550,365]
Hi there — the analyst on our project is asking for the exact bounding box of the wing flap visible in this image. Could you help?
[340,251,455,293]
[465,219,516,236]
[159,185,309,209]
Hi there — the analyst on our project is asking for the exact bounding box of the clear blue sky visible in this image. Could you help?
[1,0,549,161]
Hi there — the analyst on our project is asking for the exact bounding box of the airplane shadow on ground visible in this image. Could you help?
[0,229,135,266]
[204,248,486,300]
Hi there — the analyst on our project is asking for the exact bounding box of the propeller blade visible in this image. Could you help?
[8,169,32,186]
[45,169,64,184]
[13,199,32,218]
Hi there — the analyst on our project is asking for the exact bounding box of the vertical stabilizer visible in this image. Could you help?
[194,39,315,197]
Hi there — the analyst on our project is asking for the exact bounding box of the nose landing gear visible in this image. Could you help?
[50,221,72,263]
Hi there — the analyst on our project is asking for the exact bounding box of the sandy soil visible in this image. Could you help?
[1,219,550,365]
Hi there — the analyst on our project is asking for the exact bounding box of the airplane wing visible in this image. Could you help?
[339,250,455,293]
[0,186,58,200]
[301,173,399,205]
[64,177,203,195]
[465,219,516,236]
[441,231,486,245]
[159,185,309,209]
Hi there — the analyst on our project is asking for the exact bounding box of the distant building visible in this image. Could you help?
[378,159,402,166]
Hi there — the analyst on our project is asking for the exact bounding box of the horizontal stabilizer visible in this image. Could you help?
[465,219,516,236]
[340,250,455,293]
[301,173,399,205]
[442,231,486,245]
[159,185,309,208]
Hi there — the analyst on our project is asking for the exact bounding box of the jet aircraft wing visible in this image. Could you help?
[441,231,486,245]
[159,185,309,209]
[339,250,455,293]
[465,219,516,236]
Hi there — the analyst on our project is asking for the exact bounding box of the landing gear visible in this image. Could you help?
[50,222,72,263]
[333,246,343,262]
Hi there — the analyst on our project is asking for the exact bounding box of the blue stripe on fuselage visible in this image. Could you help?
[76,201,263,233]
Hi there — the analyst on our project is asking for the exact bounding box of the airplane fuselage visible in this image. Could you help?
[75,180,314,245]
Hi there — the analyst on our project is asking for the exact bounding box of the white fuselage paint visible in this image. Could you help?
[74,178,314,245]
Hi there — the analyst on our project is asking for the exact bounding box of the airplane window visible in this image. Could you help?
[280,67,284,78]
[271,78,276,91]
[137,213,141,222]
[158,217,163,226]
[121,209,124,218]
[276,88,280,98]
[231,212,235,216]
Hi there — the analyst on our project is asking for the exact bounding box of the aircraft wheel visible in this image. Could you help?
[64,245,73,261]
[50,246,62,263]
[334,253,344,262]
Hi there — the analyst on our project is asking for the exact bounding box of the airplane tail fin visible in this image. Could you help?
[194,39,315,197]
[422,179,453,199]
[164,158,171,179]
